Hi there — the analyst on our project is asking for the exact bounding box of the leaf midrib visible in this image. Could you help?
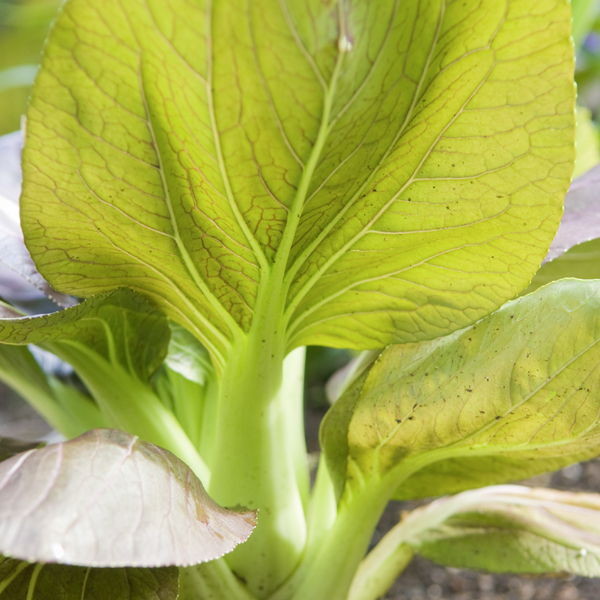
[281,1,447,327]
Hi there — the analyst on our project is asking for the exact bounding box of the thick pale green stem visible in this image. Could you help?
[348,540,413,600]
[270,477,395,600]
[208,295,309,597]
[303,455,338,565]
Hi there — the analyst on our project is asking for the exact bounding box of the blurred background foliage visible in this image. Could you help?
[1,0,600,406]
[0,0,60,136]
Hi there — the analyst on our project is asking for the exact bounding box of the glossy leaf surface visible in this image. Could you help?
[22,0,575,361]
[164,322,213,386]
[322,279,600,500]
[0,429,256,567]
[0,557,178,600]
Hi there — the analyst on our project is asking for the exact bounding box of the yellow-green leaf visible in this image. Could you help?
[21,0,575,363]
[322,279,600,500]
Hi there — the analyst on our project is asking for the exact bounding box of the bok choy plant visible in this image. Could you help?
[0,0,599,599]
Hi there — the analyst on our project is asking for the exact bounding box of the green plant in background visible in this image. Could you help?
[0,0,60,135]
[1,0,600,599]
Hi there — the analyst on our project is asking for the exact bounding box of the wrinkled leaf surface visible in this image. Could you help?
[22,0,575,360]
[322,279,600,499]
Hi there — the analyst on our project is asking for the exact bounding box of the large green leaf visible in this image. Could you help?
[22,0,575,362]
[0,429,256,567]
[0,557,178,600]
[322,279,600,500]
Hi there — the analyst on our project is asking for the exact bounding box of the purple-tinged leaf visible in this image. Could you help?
[0,557,179,599]
[0,429,256,567]
[0,132,76,310]
[0,192,77,309]
[544,207,600,263]
[545,163,600,263]
[0,131,22,204]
